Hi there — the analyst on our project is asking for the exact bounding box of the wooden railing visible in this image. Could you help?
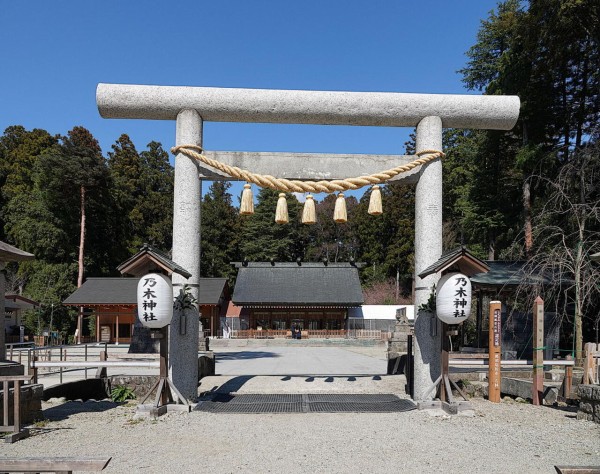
[1,375,33,443]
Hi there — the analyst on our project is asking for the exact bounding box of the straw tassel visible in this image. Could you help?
[333,192,347,223]
[240,183,254,215]
[275,193,289,224]
[368,185,383,215]
[302,194,317,224]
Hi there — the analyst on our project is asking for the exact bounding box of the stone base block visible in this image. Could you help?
[135,403,190,419]
[577,384,600,423]
[199,351,215,379]
[501,377,559,405]
[0,384,43,425]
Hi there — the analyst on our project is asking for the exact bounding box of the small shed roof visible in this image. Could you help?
[470,261,558,288]
[117,243,191,279]
[63,277,227,306]
[4,294,40,309]
[232,262,363,307]
[418,247,489,279]
[0,241,34,262]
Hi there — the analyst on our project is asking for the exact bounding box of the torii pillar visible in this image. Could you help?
[413,116,443,401]
[97,84,519,401]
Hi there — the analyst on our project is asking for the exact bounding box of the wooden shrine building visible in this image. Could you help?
[227,261,364,337]
[63,245,229,343]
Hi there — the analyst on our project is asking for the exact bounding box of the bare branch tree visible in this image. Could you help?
[512,138,600,362]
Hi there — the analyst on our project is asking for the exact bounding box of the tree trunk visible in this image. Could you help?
[78,185,86,288]
[523,180,533,259]
[487,233,495,261]
[77,185,86,344]
[574,160,588,364]
[575,51,589,149]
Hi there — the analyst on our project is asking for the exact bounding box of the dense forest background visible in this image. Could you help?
[1,1,598,350]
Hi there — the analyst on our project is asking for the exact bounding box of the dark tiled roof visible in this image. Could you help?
[117,244,191,278]
[198,278,228,305]
[232,262,363,307]
[63,277,227,306]
[470,261,557,287]
[63,278,138,305]
[418,247,489,279]
[0,240,34,262]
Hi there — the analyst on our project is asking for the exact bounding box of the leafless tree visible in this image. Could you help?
[513,139,600,363]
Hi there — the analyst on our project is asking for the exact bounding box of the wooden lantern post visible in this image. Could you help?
[136,273,189,417]
[488,301,502,403]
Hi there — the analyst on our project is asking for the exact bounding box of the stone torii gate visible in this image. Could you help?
[97,84,519,400]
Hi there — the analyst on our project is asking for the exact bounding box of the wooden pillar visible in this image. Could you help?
[160,326,169,406]
[532,296,544,405]
[0,263,6,360]
[563,354,573,399]
[115,313,120,345]
[96,314,100,343]
[77,308,83,344]
[440,323,450,402]
[488,301,502,403]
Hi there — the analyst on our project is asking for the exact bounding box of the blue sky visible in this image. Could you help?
[1,1,499,200]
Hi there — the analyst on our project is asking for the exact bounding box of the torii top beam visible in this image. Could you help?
[97,84,520,130]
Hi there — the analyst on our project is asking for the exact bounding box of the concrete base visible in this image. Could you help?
[417,400,473,415]
[135,403,191,419]
[3,428,30,444]
[501,377,560,405]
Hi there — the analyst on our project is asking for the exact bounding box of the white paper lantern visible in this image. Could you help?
[137,273,173,329]
[436,272,472,325]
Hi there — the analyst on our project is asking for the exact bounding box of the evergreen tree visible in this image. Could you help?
[107,134,142,258]
[201,181,238,280]
[137,141,174,251]
[238,187,305,262]
[305,194,358,263]
[0,126,58,242]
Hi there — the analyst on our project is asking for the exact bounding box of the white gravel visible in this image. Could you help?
[2,390,599,473]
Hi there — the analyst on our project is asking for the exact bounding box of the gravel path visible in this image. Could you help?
[4,344,599,472]
[2,393,599,473]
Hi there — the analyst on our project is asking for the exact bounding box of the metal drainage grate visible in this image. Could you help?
[196,394,416,414]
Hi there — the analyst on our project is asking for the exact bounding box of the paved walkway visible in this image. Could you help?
[22,342,394,395]
[214,346,387,376]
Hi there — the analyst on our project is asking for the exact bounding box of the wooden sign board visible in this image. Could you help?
[488,301,502,403]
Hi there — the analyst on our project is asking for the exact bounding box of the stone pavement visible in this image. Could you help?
[213,345,387,376]
[24,341,400,396]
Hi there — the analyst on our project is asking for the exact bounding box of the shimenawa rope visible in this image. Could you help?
[171,145,445,194]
